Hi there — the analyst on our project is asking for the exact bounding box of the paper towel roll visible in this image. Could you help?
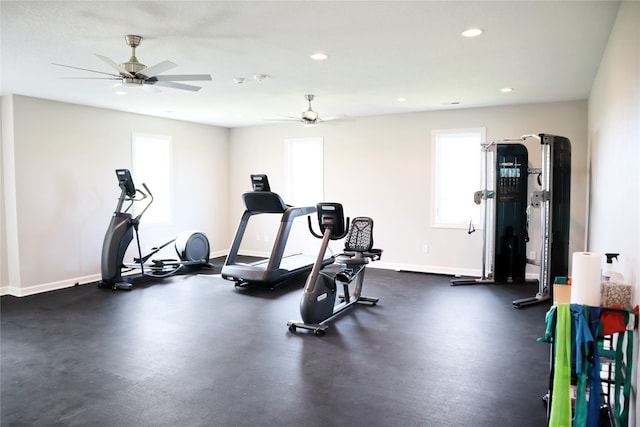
[570,252,601,306]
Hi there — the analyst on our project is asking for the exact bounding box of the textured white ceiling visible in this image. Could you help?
[0,1,621,127]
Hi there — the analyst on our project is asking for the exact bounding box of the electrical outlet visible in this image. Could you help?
[422,244,429,253]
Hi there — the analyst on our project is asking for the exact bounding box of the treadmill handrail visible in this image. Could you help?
[266,205,316,271]
[281,205,316,221]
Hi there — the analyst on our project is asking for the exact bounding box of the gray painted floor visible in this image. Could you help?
[1,269,550,426]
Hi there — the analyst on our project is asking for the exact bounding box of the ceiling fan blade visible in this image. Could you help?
[137,60,177,78]
[154,74,212,82]
[52,63,121,78]
[319,115,350,123]
[264,118,302,122]
[57,77,122,80]
[153,81,202,92]
[95,54,134,77]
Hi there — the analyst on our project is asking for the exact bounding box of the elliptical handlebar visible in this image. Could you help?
[134,183,153,222]
[113,169,154,221]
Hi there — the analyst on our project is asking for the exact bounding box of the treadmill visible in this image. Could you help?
[222,174,333,288]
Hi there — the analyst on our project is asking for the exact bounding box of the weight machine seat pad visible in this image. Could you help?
[242,191,287,213]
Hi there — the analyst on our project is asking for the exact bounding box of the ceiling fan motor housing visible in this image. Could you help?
[121,35,146,75]
[122,77,145,86]
[302,110,318,121]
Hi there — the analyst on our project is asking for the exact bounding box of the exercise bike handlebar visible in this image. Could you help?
[307,215,350,240]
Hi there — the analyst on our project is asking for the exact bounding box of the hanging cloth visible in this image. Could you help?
[610,309,634,427]
[549,304,572,427]
[537,306,557,343]
[571,304,594,427]
[586,306,602,427]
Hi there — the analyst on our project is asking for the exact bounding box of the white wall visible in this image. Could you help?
[0,98,589,287]
[229,101,588,276]
[0,95,230,296]
[588,1,639,424]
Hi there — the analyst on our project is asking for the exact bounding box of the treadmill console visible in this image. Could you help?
[251,174,271,192]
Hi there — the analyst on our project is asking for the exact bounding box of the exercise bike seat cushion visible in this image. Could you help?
[336,253,370,266]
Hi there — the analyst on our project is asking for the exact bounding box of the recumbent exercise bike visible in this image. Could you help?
[99,169,211,290]
[288,202,382,336]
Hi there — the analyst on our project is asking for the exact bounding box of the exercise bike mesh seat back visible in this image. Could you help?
[344,217,374,252]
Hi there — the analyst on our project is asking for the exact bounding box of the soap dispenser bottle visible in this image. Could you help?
[602,253,624,283]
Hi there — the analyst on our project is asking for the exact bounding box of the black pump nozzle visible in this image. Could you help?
[604,253,619,264]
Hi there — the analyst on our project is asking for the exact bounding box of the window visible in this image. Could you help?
[132,133,172,224]
[432,128,485,228]
[285,137,324,206]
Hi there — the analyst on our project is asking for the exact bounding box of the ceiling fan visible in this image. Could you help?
[52,35,212,92]
[266,95,339,127]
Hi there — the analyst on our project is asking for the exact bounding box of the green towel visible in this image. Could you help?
[549,304,572,427]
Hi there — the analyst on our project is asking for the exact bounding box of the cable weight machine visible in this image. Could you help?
[451,134,571,309]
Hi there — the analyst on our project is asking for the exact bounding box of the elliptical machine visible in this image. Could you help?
[287,202,383,336]
[99,169,211,290]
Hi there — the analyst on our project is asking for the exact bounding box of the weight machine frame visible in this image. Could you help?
[451,134,571,309]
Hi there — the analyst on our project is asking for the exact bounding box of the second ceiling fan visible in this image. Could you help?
[267,95,340,127]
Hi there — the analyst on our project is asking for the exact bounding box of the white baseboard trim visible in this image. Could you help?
[0,256,540,297]
[1,273,102,297]
[210,249,228,259]
[368,262,539,282]
[368,261,480,277]
[0,251,232,297]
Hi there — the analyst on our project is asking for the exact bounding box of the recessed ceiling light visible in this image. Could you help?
[500,87,514,93]
[396,97,407,102]
[461,28,484,38]
[115,90,128,95]
[310,52,328,61]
